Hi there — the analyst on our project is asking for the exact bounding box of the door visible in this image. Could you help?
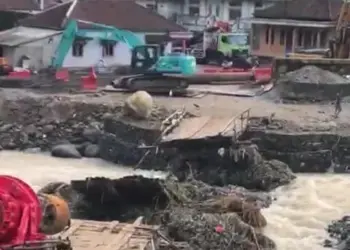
[286,29,293,53]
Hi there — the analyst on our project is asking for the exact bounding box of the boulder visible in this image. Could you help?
[84,144,100,158]
[51,144,82,159]
[82,127,102,143]
[123,91,153,119]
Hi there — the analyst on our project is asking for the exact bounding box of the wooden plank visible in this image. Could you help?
[106,217,144,250]
[59,221,84,238]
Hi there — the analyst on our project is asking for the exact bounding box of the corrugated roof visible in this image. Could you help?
[0,26,62,46]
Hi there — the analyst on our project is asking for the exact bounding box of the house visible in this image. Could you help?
[0,0,187,69]
[249,0,342,58]
[137,0,276,31]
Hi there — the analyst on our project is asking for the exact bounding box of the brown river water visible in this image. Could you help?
[1,151,348,250]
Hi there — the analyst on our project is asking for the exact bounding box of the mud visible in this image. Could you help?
[44,176,275,250]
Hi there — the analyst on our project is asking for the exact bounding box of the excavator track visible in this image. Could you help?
[112,73,189,95]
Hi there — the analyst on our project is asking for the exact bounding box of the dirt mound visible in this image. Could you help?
[284,65,349,84]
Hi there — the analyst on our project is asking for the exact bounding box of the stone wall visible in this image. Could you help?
[243,128,350,173]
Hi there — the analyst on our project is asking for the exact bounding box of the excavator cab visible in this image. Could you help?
[131,45,161,73]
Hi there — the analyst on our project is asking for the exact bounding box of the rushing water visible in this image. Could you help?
[263,174,350,250]
[1,151,348,249]
[0,151,166,191]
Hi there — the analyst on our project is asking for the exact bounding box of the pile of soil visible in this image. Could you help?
[284,65,349,84]
[324,215,350,249]
[41,176,275,249]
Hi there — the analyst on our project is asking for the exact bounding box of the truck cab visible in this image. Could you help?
[218,32,249,58]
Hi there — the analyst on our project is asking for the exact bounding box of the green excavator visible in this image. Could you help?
[51,19,196,93]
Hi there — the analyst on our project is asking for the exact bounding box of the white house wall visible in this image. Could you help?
[62,33,145,68]
[3,34,62,69]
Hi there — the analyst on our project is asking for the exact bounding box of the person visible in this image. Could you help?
[335,92,342,117]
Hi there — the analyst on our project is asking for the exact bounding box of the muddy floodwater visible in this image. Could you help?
[0,151,166,191]
[1,151,348,250]
[263,174,350,250]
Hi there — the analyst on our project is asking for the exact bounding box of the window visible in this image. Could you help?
[146,4,156,10]
[72,42,84,57]
[229,0,240,7]
[252,25,260,50]
[215,5,220,16]
[255,1,263,7]
[298,31,303,46]
[270,27,275,44]
[229,9,238,20]
[102,43,114,57]
[265,26,269,44]
[189,6,200,15]
[280,30,285,45]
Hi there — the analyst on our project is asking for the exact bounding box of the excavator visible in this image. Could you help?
[52,19,196,93]
[0,175,71,249]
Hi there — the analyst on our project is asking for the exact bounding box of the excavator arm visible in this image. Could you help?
[51,19,144,68]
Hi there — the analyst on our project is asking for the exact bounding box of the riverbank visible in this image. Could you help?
[2,88,350,249]
[0,89,297,191]
[1,88,349,172]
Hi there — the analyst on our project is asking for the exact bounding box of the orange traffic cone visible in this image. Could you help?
[81,67,97,90]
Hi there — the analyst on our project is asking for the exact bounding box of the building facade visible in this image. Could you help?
[249,0,341,58]
[136,0,275,31]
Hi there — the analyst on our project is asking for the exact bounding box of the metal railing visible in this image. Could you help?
[220,108,250,141]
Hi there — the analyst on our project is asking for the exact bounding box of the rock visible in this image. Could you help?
[2,141,17,150]
[325,215,350,249]
[0,124,13,132]
[75,142,91,155]
[24,147,41,154]
[51,144,82,159]
[23,124,37,135]
[123,91,153,119]
[84,144,100,158]
[248,159,295,191]
[42,124,54,134]
[82,128,101,143]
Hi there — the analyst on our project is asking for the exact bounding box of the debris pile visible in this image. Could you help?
[166,143,295,191]
[325,215,350,249]
[284,65,349,84]
[162,207,275,250]
[40,175,275,249]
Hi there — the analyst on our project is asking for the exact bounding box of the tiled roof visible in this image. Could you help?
[254,0,342,21]
[19,0,187,32]
[0,0,40,11]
